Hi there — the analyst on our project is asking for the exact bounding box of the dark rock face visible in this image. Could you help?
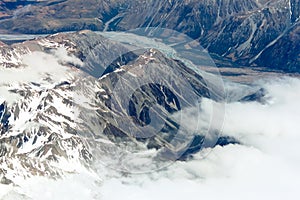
[240,88,266,103]
[0,102,11,135]
[0,0,299,72]
[255,24,300,72]
[178,135,240,161]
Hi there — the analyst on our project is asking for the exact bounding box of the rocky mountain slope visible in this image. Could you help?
[0,30,267,183]
[0,0,299,72]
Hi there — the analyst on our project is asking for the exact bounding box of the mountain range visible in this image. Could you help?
[0,30,267,184]
[0,0,299,72]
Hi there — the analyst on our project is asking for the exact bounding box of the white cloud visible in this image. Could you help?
[52,47,84,67]
[0,171,102,200]
[0,48,78,105]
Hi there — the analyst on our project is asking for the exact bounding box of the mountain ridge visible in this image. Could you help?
[0,30,266,183]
